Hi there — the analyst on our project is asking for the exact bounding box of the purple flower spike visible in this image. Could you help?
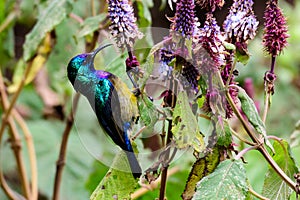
[223,0,258,44]
[196,0,225,12]
[194,14,225,74]
[108,0,142,49]
[263,0,289,56]
[171,0,197,38]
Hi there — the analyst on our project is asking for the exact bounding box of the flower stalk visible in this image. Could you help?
[262,0,289,122]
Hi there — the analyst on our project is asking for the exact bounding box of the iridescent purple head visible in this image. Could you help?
[67,44,112,85]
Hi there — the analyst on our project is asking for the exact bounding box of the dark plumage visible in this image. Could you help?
[67,44,141,178]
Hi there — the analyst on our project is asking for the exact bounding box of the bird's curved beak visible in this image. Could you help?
[91,43,113,60]
[85,43,113,66]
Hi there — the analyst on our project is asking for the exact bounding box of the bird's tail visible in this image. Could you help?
[125,151,142,179]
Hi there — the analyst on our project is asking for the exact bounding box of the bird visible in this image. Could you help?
[67,44,142,178]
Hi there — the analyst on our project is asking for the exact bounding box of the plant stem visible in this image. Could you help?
[131,167,180,199]
[69,13,84,24]
[159,120,172,200]
[262,56,276,123]
[225,83,297,191]
[0,172,20,200]
[262,92,270,123]
[13,111,38,200]
[0,70,31,199]
[249,187,270,200]
[159,57,179,200]
[235,146,258,160]
[91,0,96,16]
[225,56,237,88]
[52,93,80,200]
[0,70,37,199]
[0,60,33,140]
[7,121,31,199]
[270,55,276,74]
[214,70,297,191]
[230,128,256,146]
[259,146,296,189]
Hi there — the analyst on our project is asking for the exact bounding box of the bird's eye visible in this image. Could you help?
[98,80,104,86]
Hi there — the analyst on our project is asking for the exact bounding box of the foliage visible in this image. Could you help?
[193,160,249,200]
[0,0,300,200]
[262,140,298,199]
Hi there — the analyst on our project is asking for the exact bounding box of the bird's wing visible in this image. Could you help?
[95,79,130,151]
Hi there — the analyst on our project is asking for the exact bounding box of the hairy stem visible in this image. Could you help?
[52,93,80,200]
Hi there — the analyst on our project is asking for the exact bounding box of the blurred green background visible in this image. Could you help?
[0,0,300,199]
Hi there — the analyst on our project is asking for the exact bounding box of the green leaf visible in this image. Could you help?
[85,161,109,194]
[7,60,26,93]
[215,117,232,147]
[140,54,155,90]
[0,1,4,22]
[77,14,107,38]
[138,93,159,127]
[22,120,93,199]
[172,91,205,152]
[196,95,205,108]
[182,147,220,200]
[223,41,236,51]
[136,0,152,27]
[235,45,250,65]
[90,151,138,200]
[193,160,249,200]
[262,140,299,200]
[23,0,73,61]
[238,86,274,152]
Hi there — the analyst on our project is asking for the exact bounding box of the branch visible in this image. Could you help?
[158,63,178,200]
[212,70,297,191]
[159,120,172,200]
[0,11,19,33]
[249,187,270,200]
[225,81,297,191]
[68,13,84,24]
[13,110,38,200]
[0,70,31,199]
[0,60,33,140]
[235,146,258,160]
[131,167,180,199]
[52,93,80,200]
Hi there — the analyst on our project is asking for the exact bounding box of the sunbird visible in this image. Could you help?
[67,44,142,178]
